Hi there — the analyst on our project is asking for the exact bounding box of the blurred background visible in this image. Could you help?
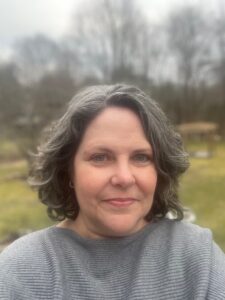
[0,0,225,251]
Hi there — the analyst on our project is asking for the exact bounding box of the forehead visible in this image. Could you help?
[78,106,151,150]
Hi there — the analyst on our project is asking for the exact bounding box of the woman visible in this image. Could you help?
[0,84,224,299]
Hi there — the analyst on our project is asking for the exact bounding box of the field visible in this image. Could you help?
[0,140,53,242]
[180,142,225,250]
[0,140,225,251]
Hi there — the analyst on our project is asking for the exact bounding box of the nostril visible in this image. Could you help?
[111,174,135,186]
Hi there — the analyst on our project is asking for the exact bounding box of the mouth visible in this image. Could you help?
[103,198,137,208]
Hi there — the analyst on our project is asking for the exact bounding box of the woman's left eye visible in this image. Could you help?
[133,154,152,163]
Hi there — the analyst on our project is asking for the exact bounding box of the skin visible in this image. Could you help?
[58,107,157,239]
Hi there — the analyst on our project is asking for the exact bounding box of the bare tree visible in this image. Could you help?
[214,1,225,98]
[0,62,23,132]
[212,0,225,132]
[69,0,160,82]
[14,34,60,84]
[5,34,79,159]
[33,69,76,124]
[166,5,212,122]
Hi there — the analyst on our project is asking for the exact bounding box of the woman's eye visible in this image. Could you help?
[133,154,152,163]
[91,154,109,162]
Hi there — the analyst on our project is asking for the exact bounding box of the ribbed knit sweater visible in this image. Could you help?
[0,218,225,299]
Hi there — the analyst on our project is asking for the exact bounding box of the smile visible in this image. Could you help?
[103,198,137,208]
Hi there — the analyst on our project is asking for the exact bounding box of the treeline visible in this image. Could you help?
[0,0,225,157]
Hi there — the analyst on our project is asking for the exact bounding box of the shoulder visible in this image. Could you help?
[0,227,50,252]
[146,219,225,298]
[0,227,53,272]
[148,218,220,268]
[165,219,216,258]
[0,226,62,298]
[150,218,213,248]
[168,218,212,242]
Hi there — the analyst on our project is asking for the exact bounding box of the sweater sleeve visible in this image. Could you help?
[0,277,11,300]
[0,273,22,300]
[206,241,225,299]
[0,257,35,300]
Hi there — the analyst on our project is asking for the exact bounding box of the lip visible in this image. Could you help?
[103,198,137,207]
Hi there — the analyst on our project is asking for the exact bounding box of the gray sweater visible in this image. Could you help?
[0,218,225,300]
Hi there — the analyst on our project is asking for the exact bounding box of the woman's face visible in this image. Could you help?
[72,106,157,239]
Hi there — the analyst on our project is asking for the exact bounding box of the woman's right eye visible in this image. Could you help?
[90,154,109,162]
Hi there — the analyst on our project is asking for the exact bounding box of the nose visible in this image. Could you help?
[111,161,135,188]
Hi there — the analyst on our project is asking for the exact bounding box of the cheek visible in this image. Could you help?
[139,169,157,194]
[73,165,109,199]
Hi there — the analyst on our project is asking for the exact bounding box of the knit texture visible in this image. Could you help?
[0,218,225,300]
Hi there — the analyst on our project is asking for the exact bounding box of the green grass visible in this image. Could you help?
[0,160,27,179]
[0,140,225,252]
[0,159,53,241]
[180,142,225,251]
[0,139,21,161]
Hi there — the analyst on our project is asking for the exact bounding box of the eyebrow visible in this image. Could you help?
[133,148,152,152]
[84,147,153,154]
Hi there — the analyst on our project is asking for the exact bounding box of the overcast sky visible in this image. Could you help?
[0,0,221,60]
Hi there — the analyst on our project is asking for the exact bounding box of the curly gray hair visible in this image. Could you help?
[28,84,189,222]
